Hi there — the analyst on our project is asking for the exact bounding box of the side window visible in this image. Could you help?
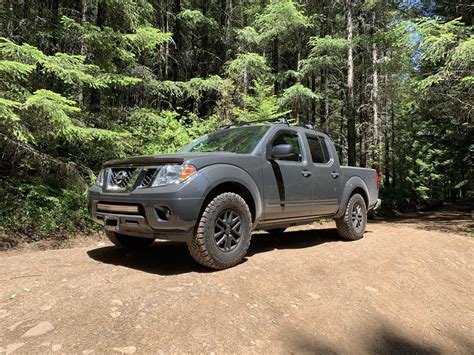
[307,135,330,164]
[272,132,302,162]
[319,137,330,162]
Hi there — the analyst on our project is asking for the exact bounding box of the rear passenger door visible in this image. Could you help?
[306,134,341,215]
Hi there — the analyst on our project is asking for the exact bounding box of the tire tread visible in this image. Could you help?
[335,194,366,240]
[187,192,252,270]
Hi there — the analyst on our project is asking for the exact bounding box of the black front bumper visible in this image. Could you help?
[88,183,206,242]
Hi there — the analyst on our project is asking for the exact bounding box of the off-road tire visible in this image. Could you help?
[335,193,367,240]
[187,192,252,270]
[265,228,286,235]
[106,231,155,250]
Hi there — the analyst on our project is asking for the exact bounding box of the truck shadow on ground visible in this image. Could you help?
[287,321,474,354]
[87,228,343,276]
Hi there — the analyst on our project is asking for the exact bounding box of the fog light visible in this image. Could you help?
[156,207,171,221]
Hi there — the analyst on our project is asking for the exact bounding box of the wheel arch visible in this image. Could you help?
[351,187,369,209]
[334,176,370,219]
[199,164,263,227]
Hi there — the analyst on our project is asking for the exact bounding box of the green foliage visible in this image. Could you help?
[0,37,103,89]
[0,0,472,245]
[0,60,35,80]
[235,27,261,51]
[0,97,21,123]
[0,179,95,240]
[300,36,347,74]
[255,0,311,42]
[178,9,218,29]
[125,26,173,54]
[279,83,321,121]
[182,75,225,101]
[232,80,288,121]
[225,53,270,87]
[101,0,154,31]
[124,109,217,154]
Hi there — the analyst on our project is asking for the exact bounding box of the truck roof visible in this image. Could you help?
[222,123,324,136]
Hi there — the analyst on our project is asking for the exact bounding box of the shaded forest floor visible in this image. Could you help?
[0,203,472,353]
[376,200,473,237]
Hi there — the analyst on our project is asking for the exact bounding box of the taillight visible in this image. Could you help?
[376,174,381,189]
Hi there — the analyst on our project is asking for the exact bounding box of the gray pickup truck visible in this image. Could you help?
[89,122,380,269]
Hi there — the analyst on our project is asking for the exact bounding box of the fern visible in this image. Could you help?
[125,26,173,54]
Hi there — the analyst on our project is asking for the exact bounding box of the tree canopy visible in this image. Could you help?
[0,0,471,240]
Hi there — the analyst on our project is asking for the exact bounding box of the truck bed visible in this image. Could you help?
[340,166,378,208]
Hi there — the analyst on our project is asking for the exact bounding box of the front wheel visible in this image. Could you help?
[335,194,367,240]
[187,192,252,270]
[106,231,155,250]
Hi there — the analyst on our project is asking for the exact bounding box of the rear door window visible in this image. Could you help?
[307,135,330,164]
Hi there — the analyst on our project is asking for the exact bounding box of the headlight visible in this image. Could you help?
[95,169,105,187]
[152,164,197,187]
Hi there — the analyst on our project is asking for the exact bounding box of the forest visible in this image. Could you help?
[0,0,472,244]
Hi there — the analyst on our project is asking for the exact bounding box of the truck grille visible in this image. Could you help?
[140,168,157,187]
[104,166,160,191]
[109,168,136,189]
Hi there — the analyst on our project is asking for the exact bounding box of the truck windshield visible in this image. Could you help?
[180,126,269,154]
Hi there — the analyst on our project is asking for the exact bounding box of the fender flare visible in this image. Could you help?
[199,164,263,226]
[334,176,370,219]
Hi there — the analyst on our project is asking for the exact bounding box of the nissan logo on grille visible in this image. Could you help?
[109,168,135,189]
[114,170,130,187]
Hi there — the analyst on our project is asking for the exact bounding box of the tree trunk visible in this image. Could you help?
[201,0,210,77]
[172,0,182,81]
[371,11,380,168]
[390,101,396,188]
[324,74,329,132]
[23,0,30,30]
[346,0,356,166]
[6,0,14,37]
[96,0,106,27]
[273,37,279,94]
[359,81,368,167]
[339,105,345,162]
[78,0,88,106]
[224,0,233,59]
[311,75,316,124]
[384,123,390,187]
[164,0,169,78]
[90,0,106,113]
[319,69,326,129]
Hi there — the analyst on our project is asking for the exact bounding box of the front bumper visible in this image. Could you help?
[88,174,209,242]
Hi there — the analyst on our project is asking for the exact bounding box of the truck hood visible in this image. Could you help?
[103,152,246,168]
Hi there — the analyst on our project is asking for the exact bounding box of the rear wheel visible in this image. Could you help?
[187,192,252,270]
[335,193,367,240]
[106,231,155,250]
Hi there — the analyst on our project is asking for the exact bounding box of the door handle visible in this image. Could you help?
[330,171,340,179]
[301,170,312,177]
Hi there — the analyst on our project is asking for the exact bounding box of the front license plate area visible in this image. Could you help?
[104,215,119,231]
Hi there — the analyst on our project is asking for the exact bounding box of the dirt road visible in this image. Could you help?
[0,210,472,354]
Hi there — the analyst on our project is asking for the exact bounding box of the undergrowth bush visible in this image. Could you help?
[0,178,96,248]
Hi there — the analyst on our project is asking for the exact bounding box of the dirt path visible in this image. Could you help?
[0,210,472,354]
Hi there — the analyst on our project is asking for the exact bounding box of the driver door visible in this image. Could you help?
[262,130,315,220]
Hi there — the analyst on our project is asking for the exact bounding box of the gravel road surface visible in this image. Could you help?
[0,209,472,354]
